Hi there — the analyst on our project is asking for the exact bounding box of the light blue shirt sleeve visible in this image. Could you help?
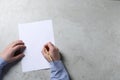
[50,60,70,80]
[0,58,70,80]
[0,57,7,80]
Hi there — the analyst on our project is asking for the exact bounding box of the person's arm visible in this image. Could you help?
[0,40,26,79]
[42,42,70,80]
[0,57,7,79]
[50,60,70,80]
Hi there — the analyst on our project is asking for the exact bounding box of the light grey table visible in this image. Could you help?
[0,0,120,80]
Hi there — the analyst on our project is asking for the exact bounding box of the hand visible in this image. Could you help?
[42,42,60,62]
[0,40,26,63]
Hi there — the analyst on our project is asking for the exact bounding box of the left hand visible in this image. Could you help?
[0,40,26,63]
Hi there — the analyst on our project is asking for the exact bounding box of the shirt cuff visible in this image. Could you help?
[0,57,7,69]
[50,60,64,70]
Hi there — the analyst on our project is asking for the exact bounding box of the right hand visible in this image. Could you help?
[42,42,60,62]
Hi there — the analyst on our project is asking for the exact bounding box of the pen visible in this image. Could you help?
[44,48,53,61]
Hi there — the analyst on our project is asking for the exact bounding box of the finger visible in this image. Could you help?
[43,43,50,51]
[11,40,23,45]
[44,44,48,48]
[11,53,25,62]
[6,40,23,49]
[12,45,26,54]
[12,40,24,47]
[47,42,54,50]
[41,47,45,54]
[42,50,51,62]
[48,42,54,47]
[41,47,47,54]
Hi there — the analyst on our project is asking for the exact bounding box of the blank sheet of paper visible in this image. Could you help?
[18,20,55,72]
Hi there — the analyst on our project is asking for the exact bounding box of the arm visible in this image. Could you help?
[0,58,7,79]
[42,42,70,80]
[50,60,70,80]
[0,40,26,79]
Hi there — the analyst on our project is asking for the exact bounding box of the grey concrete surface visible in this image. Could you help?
[0,0,120,80]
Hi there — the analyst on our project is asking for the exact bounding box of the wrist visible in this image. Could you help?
[0,57,8,69]
[49,60,62,65]
[50,60,64,71]
[0,54,8,63]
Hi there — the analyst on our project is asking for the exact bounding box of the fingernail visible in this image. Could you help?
[22,54,25,57]
[23,54,25,57]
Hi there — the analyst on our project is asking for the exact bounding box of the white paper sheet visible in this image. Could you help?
[18,20,55,72]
